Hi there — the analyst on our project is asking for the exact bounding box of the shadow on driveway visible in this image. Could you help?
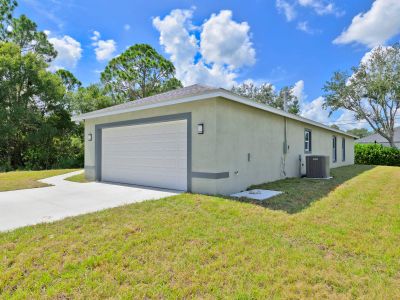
[225,165,375,214]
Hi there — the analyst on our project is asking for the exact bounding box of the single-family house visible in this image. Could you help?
[72,84,356,195]
[356,127,400,148]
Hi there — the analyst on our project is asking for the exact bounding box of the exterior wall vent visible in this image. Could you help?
[306,155,330,178]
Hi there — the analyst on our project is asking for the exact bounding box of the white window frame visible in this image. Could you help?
[304,129,312,153]
[342,138,346,161]
[332,136,337,163]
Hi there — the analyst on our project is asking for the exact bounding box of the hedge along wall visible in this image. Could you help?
[355,144,400,166]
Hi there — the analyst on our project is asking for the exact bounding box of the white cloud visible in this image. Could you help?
[300,96,331,123]
[153,9,198,70]
[297,0,340,16]
[296,21,314,34]
[153,8,256,88]
[333,109,368,131]
[94,40,116,61]
[91,30,100,41]
[124,24,131,31]
[276,0,297,22]
[334,0,400,48]
[46,31,82,70]
[91,31,117,61]
[296,80,333,125]
[292,80,306,103]
[276,0,342,22]
[300,95,372,130]
[200,10,256,68]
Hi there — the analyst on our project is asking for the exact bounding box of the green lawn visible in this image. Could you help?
[64,172,88,183]
[0,169,78,192]
[1,165,399,298]
[244,164,376,213]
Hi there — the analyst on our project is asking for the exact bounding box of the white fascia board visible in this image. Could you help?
[71,91,222,122]
[72,89,358,139]
[221,91,359,139]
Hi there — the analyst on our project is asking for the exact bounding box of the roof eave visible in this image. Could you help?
[72,89,358,139]
[71,90,222,122]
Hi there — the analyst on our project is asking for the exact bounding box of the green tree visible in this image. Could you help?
[55,69,82,92]
[0,0,17,40]
[101,44,182,102]
[346,128,371,138]
[8,15,56,61]
[231,82,300,114]
[0,42,67,169]
[55,69,83,117]
[324,44,400,148]
[0,1,83,170]
[0,1,56,62]
[71,84,114,114]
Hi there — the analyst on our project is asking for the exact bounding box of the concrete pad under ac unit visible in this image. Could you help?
[230,189,283,201]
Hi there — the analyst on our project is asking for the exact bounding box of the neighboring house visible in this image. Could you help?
[73,84,356,195]
[356,127,400,148]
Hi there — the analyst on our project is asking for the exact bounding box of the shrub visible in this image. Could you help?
[355,144,400,166]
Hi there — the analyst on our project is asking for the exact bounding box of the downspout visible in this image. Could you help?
[281,92,288,178]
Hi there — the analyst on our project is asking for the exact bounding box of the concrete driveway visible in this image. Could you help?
[0,171,181,232]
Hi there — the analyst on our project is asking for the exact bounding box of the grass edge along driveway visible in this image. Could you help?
[64,172,88,183]
[0,169,79,192]
[0,165,399,298]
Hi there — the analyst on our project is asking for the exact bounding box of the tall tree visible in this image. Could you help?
[55,69,82,92]
[101,44,182,102]
[70,84,114,114]
[8,15,56,61]
[0,42,66,169]
[0,1,56,61]
[324,44,400,148]
[231,82,300,114]
[0,0,16,40]
[55,69,82,113]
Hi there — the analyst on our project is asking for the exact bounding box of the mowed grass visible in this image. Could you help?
[0,169,78,192]
[64,172,88,183]
[1,166,399,298]
[245,164,376,213]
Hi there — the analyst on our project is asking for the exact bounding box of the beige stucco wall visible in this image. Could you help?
[84,98,219,194]
[213,99,355,195]
[84,96,354,195]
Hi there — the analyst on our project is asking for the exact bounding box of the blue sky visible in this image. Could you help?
[15,0,400,130]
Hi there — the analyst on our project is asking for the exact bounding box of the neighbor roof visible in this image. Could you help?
[356,127,400,144]
[72,84,358,138]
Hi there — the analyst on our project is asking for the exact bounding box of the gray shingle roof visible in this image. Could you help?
[356,127,400,145]
[72,83,357,138]
[76,84,217,119]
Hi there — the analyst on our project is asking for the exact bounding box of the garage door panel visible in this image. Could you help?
[103,133,186,144]
[101,120,187,191]
[103,142,186,153]
[102,158,186,170]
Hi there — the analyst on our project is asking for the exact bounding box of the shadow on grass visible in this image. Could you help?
[224,165,375,214]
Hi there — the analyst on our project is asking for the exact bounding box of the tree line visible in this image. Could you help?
[1,0,398,172]
[0,0,185,171]
[0,0,303,172]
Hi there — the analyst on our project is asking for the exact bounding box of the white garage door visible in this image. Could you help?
[101,120,187,191]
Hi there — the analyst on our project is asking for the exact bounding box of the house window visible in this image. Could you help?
[332,136,337,162]
[304,129,312,153]
[342,138,346,161]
